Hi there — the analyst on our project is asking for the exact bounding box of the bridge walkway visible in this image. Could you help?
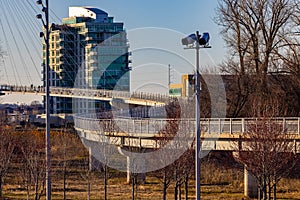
[74,116,300,152]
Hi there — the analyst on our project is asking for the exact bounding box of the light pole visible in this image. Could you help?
[36,0,51,199]
[181,31,211,200]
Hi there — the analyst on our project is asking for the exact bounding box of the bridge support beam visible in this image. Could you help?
[244,165,258,198]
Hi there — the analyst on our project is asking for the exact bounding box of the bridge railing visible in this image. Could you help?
[0,84,172,104]
[74,114,169,134]
[202,118,300,134]
[74,116,300,135]
[0,84,45,93]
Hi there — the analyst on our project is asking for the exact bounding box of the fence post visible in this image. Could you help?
[219,118,222,134]
[298,118,300,134]
[230,118,232,134]
[242,118,245,133]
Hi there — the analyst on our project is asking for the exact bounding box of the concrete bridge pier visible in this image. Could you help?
[244,165,258,199]
[233,152,258,198]
[89,146,104,171]
[79,138,104,171]
[126,155,146,184]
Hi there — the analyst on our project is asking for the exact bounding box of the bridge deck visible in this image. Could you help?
[74,116,300,152]
[0,85,168,106]
[74,117,300,135]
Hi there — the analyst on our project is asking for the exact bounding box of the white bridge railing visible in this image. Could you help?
[74,116,300,135]
[0,84,171,104]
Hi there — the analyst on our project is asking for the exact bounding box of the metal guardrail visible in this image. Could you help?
[74,116,300,135]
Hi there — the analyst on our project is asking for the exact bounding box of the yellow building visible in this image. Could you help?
[169,74,195,97]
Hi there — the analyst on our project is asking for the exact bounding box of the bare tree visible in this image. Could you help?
[85,112,123,200]
[52,128,79,200]
[97,118,118,200]
[216,0,297,114]
[153,148,175,200]
[152,99,195,200]
[18,130,46,200]
[0,116,16,197]
[173,147,194,200]
[235,117,298,199]
[78,149,92,200]
[272,3,300,115]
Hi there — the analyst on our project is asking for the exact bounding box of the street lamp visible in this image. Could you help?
[36,0,51,199]
[181,31,211,200]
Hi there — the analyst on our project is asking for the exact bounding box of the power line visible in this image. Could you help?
[9,0,41,80]
[0,2,21,85]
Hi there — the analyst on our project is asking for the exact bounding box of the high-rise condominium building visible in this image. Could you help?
[42,7,130,114]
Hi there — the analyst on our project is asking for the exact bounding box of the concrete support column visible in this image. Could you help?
[244,165,258,198]
[89,146,104,172]
[126,156,146,184]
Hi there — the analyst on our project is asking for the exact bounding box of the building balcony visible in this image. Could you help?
[87,66,98,71]
[89,59,98,64]
[89,51,98,56]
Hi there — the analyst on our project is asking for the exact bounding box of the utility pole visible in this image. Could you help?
[36,0,51,199]
[168,64,171,91]
[195,31,201,200]
[45,1,51,198]
[182,31,211,200]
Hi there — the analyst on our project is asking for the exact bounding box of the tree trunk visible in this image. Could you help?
[185,176,189,200]
[63,139,67,200]
[273,173,277,200]
[131,174,135,200]
[163,169,167,200]
[179,184,182,200]
[35,177,39,200]
[268,181,271,200]
[87,179,90,200]
[63,164,66,200]
[273,182,276,200]
[25,174,29,200]
[263,176,267,200]
[174,183,178,200]
[0,175,2,198]
[104,165,107,200]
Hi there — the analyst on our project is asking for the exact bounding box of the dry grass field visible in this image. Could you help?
[0,130,300,200]
[2,159,300,200]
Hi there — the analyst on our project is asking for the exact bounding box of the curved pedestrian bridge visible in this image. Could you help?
[74,114,300,151]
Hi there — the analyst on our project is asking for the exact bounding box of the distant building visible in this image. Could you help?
[42,7,130,114]
[169,74,194,97]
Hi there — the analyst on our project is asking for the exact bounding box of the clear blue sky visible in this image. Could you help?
[0,0,227,103]
[51,0,225,54]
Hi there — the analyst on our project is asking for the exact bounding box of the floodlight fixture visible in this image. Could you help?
[36,14,43,19]
[181,33,197,46]
[181,32,210,47]
[36,0,43,5]
[39,32,45,38]
[198,32,210,46]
